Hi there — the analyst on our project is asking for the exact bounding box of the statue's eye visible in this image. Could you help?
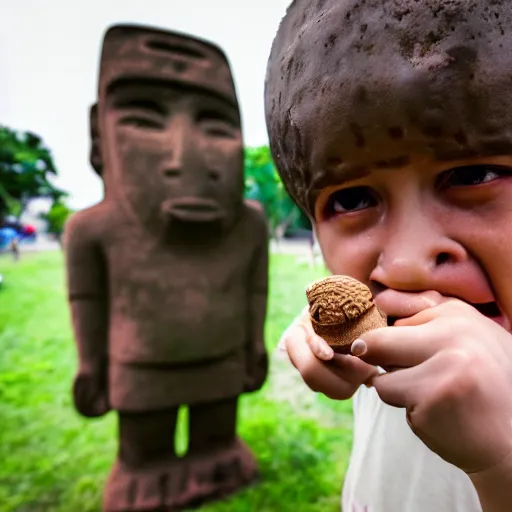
[196,110,238,138]
[115,99,166,131]
[118,116,163,130]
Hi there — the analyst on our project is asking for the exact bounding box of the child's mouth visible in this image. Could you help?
[472,301,500,317]
[387,316,398,326]
[472,301,511,331]
[387,301,511,331]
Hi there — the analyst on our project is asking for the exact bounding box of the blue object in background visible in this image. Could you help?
[0,227,19,250]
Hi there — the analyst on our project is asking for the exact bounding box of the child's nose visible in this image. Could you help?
[369,218,468,292]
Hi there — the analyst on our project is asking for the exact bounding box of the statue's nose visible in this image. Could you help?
[160,115,192,179]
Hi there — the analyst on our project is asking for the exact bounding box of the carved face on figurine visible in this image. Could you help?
[97,25,244,231]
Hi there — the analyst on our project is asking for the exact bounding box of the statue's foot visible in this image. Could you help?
[103,458,185,512]
[176,438,259,510]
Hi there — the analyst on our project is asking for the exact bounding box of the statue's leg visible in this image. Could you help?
[177,397,259,509]
[103,408,185,512]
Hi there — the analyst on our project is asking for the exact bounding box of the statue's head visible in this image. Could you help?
[265,0,512,217]
[97,24,244,230]
[89,103,103,176]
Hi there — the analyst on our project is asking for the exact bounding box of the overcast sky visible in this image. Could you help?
[0,1,291,209]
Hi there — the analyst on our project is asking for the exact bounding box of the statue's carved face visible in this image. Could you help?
[102,79,244,226]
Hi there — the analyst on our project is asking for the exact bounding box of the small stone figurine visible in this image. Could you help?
[306,275,387,353]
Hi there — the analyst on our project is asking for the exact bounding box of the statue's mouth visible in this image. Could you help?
[162,198,224,223]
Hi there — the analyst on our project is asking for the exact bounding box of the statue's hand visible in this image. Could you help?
[244,346,269,393]
[73,367,110,418]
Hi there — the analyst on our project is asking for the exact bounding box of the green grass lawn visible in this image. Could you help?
[0,251,353,512]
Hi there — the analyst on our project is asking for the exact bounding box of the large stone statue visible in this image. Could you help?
[65,24,269,511]
[89,103,103,177]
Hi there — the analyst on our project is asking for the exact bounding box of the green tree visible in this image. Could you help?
[0,126,67,222]
[41,200,74,241]
[244,146,309,238]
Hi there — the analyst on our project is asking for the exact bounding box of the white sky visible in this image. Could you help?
[0,1,291,209]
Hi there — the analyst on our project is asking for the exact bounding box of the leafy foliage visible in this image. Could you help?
[0,126,67,220]
[40,201,74,236]
[244,146,310,237]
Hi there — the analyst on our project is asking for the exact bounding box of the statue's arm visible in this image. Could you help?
[63,212,110,417]
[244,215,270,393]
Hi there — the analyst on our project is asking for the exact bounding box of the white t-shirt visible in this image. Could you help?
[342,384,482,512]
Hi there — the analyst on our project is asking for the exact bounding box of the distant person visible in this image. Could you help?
[10,236,20,261]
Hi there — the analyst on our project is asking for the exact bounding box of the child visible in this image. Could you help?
[264,1,512,511]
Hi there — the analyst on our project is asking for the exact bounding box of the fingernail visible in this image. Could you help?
[320,348,334,360]
[351,339,367,357]
[278,340,287,352]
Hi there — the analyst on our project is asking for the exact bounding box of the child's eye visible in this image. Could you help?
[324,187,377,216]
[437,165,512,189]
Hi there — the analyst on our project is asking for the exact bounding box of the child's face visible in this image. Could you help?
[313,153,512,330]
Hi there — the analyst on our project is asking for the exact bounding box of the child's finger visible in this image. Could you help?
[286,333,366,399]
[369,362,421,409]
[375,289,447,322]
[295,306,335,360]
[278,322,307,352]
[306,330,334,360]
[395,298,469,327]
[279,308,334,361]
[352,323,443,369]
[329,353,380,387]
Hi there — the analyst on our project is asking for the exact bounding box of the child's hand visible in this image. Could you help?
[278,306,379,399]
[355,299,512,476]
